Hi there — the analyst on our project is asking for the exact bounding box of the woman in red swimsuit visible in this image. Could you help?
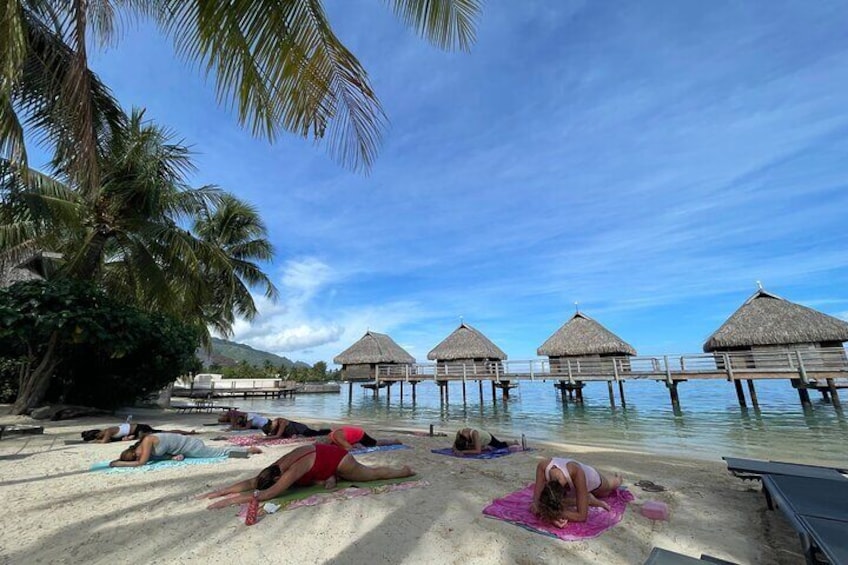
[326,426,402,450]
[201,443,414,509]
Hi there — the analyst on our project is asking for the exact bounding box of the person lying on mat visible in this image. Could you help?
[201,443,414,509]
[218,409,246,424]
[109,433,261,467]
[81,423,196,444]
[453,428,515,455]
[326,426,402,450]
[261,418,332,439]
[230,412,271,431]
[530,457,622,525]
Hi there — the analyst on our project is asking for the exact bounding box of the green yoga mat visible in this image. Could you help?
[268,475,421,506]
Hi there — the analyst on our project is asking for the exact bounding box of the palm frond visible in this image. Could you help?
[158,0,385,172]
[13,9,124,187]
[384,0,481,51]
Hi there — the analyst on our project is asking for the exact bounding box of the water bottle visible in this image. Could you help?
[640,500,669,521]
[245,490,260,526]
[126,414,133,424]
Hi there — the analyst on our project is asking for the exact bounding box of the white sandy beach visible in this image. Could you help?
[0,407,804,565]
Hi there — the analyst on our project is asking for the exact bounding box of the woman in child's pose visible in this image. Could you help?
[452,428,515,455]
[81,423,195,443]
[200,444,414,509]
[326,426,402,450]
[109,433,261,467]
[530,457,622,526]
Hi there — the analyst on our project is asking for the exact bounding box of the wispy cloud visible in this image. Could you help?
[81,2,848,363]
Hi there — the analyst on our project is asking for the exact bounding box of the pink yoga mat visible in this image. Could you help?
[225,435,315,447]
[482,484,634,541]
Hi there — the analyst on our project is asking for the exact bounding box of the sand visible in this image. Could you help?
[0,406,805,565]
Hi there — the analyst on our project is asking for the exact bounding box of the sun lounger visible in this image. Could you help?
[761,474,848,564]
[797,516,848,565]
[723,456,847,482]
[643,548,738,565]
[0,424,44,440]
[172,403,238,414]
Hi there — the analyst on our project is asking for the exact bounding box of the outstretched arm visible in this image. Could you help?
[109,438,153,468]
[453,430,484,455]
[531,459,548,515]
[200,477,258,499]
[560,465,589,522]
[268,419,288,439]
[329,430,353,450]
[207,457,312,509]
[99,427,116,444]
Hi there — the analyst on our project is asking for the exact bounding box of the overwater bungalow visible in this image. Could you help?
[703,287,848,369]
[537,311,636,370]
[427,322,507,378]
[537,311,636,403]
[333,331,415,382]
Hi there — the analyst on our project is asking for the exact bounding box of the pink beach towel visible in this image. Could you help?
[482,484,634,541]
[225,435,315,447]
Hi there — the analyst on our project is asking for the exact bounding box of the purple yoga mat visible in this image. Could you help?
[482,484,634,541]
[431,447,532,459]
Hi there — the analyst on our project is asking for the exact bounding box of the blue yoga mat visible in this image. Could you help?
[349,444,412,455]
[90,457,228,474]
[430,447,533,459]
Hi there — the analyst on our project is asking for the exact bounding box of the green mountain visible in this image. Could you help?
[201,337,311,369]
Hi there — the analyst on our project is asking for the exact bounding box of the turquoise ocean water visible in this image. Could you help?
[229,379,848,466]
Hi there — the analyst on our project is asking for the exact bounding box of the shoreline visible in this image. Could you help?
[0,406,805,564]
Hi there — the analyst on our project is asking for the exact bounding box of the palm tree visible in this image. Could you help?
[0,108,278,413]
[1,0,482,183]
[192,193,277,337]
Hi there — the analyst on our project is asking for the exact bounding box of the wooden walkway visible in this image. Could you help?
[364,348,848,411]
[172,386,297,400]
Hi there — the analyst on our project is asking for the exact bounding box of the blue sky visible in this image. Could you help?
[37,1,848,364]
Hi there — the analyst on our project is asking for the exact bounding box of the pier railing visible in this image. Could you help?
[374,347,848,384]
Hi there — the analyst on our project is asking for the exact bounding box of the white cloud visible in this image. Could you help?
[249,324,345,352]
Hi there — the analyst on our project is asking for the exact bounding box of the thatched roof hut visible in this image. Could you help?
[0,251,61,288]
[703,288,848,352]
[334,331,415,381]
[427,322,507,361]
[537,312,636,357]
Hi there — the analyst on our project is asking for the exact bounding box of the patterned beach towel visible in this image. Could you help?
[349,444,411,455]
[90,457,228,474]
[430,447,533,459]
[482,484,634,541]
[224,434,316,447]
[236,475,429,519]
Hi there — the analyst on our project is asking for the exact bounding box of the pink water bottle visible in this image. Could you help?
[245,490,260,526]
[640,501,669,521]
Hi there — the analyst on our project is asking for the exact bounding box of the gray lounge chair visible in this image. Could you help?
[723,456,847,482]
[798,516,848,565]
[643,548,738,565]
[762,474,848,564]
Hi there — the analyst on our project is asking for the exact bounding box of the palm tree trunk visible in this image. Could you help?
[11,332,61,415]
[72,229,110,279]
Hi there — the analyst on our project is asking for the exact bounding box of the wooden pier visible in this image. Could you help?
[173,385,297,400]
[358,348,848,412]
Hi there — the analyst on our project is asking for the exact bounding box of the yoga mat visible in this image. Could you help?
[430,447,533,459]
[90,457,228,474]
[482,484,634,541]
[225,435,315,447]
[349,444,411,455]
[236,475,429,518]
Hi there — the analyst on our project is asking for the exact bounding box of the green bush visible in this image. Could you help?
[0,280,201,409]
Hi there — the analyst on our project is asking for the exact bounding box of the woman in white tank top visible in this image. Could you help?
[530,457,622,526]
